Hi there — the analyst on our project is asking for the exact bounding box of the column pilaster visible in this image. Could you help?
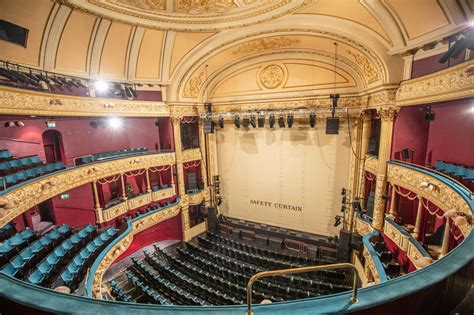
[358,111,372,203]
[198,119,208,190]
[439,219,451,257]
[372,107,398,231]
[413,197,424,239]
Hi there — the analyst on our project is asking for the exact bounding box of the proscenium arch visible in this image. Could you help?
[168,14,404,102]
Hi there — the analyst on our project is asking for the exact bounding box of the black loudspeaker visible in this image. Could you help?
[337,230,352,262]
[424,112,435,121]
[242,118,250,128]
[204,120,214,134]
[402,148,410,160]
[326,117,340,134]
[207,207,218,232]
[125,86,133,98]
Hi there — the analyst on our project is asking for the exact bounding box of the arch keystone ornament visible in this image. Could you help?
[258,64,286,89]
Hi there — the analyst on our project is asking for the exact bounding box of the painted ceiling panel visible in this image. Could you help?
[170,32,215,75]
[136,29,165,79]
[99,21,133,77]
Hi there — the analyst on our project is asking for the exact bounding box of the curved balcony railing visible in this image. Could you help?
[362,230,388,284]
[86,198,182,298]
[0,151,176,228]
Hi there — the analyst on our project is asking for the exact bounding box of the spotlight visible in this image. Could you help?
[4,122,15,127]
[287,114,294,128]
[269,114,275,128]
[352,200,362,212]
[234,115,240,128]
[242,117,250,128]
[95,80,110,92]
[258,115,265,128]
[216,196,223,206]
[341,188,346,196]
[309,113,316,127]
[125,86,133,98]
[218,116,224,128]
[333,215,342,227]
[326,117,340,135]
[250,116,256,128]
[112,82,122,95]
[424,106,435,121]
[278,116,285,128]
[107,117,123,130]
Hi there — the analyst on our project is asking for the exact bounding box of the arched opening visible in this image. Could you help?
[42,130,65,163]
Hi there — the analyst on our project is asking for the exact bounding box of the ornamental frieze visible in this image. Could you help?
[0,153,175,228]
[396,60,474,106]
[0,86,169,117]
[355,215,373,236]
[387,163,472,237]
[182,148,203,163]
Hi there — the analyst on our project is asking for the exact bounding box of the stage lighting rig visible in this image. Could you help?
[234,115,240,128]
[309,112,316,127]
[287,114,294,128]
[334,215,343,227]
[258,114,265,128]
[269,114,276,128]
[250,115,257,128]
[278,116,285,128]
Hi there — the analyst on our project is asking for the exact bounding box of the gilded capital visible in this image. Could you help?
[378,107,399,122]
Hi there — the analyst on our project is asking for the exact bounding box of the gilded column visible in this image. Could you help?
[145,169,151,193]
[412,197,424,239]
[347,116,362,231]
[439,219,451,257]
[388,184,397,218]
[372,107,398,231]
[92,181,103,223]
[357,111,372,203]
[198,119,208,190]
[120,174,127,200]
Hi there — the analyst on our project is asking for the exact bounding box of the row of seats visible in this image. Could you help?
[125,270,172,305]
[109,279,134,302]
[60,227,118,291]
[370,240,401,279]
[198,236,347,284]
[145,252,242,305]
[0,155,41,174]
[77,148,148,165]
[0,223,16,243]
[0,161,65,190]
[28,224,97,287]
[0,150,12,161]
[0,228,36,264]
[131,257,209,306]
[434,161,474,191]
[1,225,71,278]
[207,231,331,266]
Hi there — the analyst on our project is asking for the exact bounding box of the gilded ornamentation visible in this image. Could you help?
[378,107,399,122]
[184,68,206,97]
[371,175,386,231]
[364,155,378,175]
[396,60,474,106]
[355,216,373,236]
[363,247,381,283]
[182,148,203,163]
[387,163,472,237]
[0,153,176,228]
[176,0,236,14]
[0,86,169,117]
[110,0,166,10]
[347,50,379,83]
[259,64,285,89]
[233,37,300,55]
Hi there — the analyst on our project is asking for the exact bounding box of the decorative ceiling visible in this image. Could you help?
[0,0,472,105]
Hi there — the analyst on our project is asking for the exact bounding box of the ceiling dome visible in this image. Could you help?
[58,0,309,31]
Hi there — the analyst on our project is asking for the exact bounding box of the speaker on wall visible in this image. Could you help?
[204,120,214,134]
[326,117,340,134]
[208,207,218,232]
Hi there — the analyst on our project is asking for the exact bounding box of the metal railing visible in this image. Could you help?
[245,263,360,315]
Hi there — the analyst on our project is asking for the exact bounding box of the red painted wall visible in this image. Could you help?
[411,50,467,79]
[392,106,430,165]
[425,99,474,167]
[117,214,182,260]
[51,184,97,228]
[0,117,173,166]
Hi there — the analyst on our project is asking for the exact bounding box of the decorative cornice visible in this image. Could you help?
[0,153,176,228]
[387,163,472,237]
[396,60,474,106]
[0,86,169,117]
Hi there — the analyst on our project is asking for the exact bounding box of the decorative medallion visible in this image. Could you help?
[259,64,285,89]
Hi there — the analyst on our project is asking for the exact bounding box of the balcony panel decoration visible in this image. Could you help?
[182,148,203,163]
[0,86,169,117]
[151,186,175,201]
[188,187,211,206]
[87,199,181,299]
[396,60,474,107]
[364,154,378,175]
[387,161,473,237]
[102,202,128,222]
[0,152,175,228]
[355,213,374,236]
[127,193,152,210]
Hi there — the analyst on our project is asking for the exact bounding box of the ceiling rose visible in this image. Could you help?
[57,0,309,31]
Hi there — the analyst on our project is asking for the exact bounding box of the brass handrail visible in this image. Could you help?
[245,263,359,315]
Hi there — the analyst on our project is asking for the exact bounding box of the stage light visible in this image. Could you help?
[309,113,316,127]
[107,117,123,130]
[250,116,256,128]
[216,196,223,206]
[218,116,224,128]
[424,106,435,121]
[278,116,285,128]
[269,114,275,128]
[258,116,265,128]
[234,115,240,128]
[287,114,294,128]
[333,215,342,227]
[95,80,110,92]
[242,117,250,128]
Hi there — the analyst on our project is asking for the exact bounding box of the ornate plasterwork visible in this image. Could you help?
[347,50,379,83]
[258,64,286,89]
[396,60,474,106]
[364,155,378,175]
[91,203,181,297]
[371,174,387,231]
[0,153,176,228]
[182,148,202,163]
[387,163,472,237]
[56,0,308,31]
[0,87,169,117]
[184,68,206,98]
[355,216,374,236]
[188,188,210,206]
[363,247,381,283]
[233,37,300,55]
